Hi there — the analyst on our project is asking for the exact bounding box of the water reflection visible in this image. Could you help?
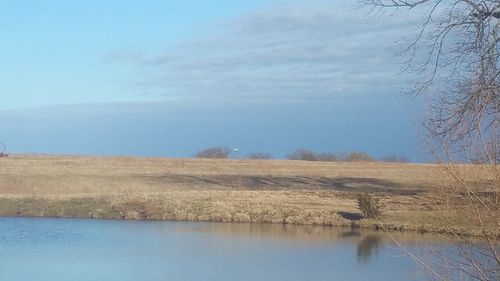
[174,222,399,265]
[356,234,384,264]
[174,222,348,242]
[339,229,363,238]
[0,217,455,281]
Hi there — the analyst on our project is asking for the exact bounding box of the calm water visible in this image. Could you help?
[0,217,455,281]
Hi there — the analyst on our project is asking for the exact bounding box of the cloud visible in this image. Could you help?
[111,0,418,102]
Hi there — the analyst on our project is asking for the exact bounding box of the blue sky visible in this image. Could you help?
[0,0,429,160]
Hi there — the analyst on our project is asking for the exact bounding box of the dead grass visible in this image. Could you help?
[0,154,497,236]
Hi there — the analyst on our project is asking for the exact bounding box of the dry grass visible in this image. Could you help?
[0,155,496,236]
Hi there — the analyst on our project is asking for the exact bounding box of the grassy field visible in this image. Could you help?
[0,155,497,236]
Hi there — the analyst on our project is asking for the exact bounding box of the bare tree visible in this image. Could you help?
[287,148,318,161]
[286,149,377,162]
[316,152,343,161]
[380,154,410,163]
[0,142,7,157]
[361,0,499,152]
[343,151,376,162]
[248,152,272,160]
[361,1,499,280]
[195,147,231,159]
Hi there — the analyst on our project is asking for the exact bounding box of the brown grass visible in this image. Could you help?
[0,154,496,236]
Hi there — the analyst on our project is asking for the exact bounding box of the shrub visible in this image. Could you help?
[248,153,272,160]
[380,155,409,163]
[357,193,384,218]
[344,151,375,162]
[287,148,317,161]
[195,147,231,159]
[316,152,342,162]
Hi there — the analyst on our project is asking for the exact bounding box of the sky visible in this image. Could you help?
[0,0,430,160]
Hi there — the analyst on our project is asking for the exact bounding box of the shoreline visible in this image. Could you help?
[0,196,486,238]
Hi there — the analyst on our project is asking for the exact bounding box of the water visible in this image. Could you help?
[0,217,457,281]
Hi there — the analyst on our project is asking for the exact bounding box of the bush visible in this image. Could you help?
[286,149,405,163]
[195,147,231,159]
[344,151,375,162]
[357,193,384,218]
[316,152,343,162]
[248,153,272,160]
[287,148,317,161]
[380,155,409,163]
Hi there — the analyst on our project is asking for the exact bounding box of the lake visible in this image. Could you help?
[0,217,459,281]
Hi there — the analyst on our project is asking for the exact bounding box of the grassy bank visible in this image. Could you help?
[0,155,496,236]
